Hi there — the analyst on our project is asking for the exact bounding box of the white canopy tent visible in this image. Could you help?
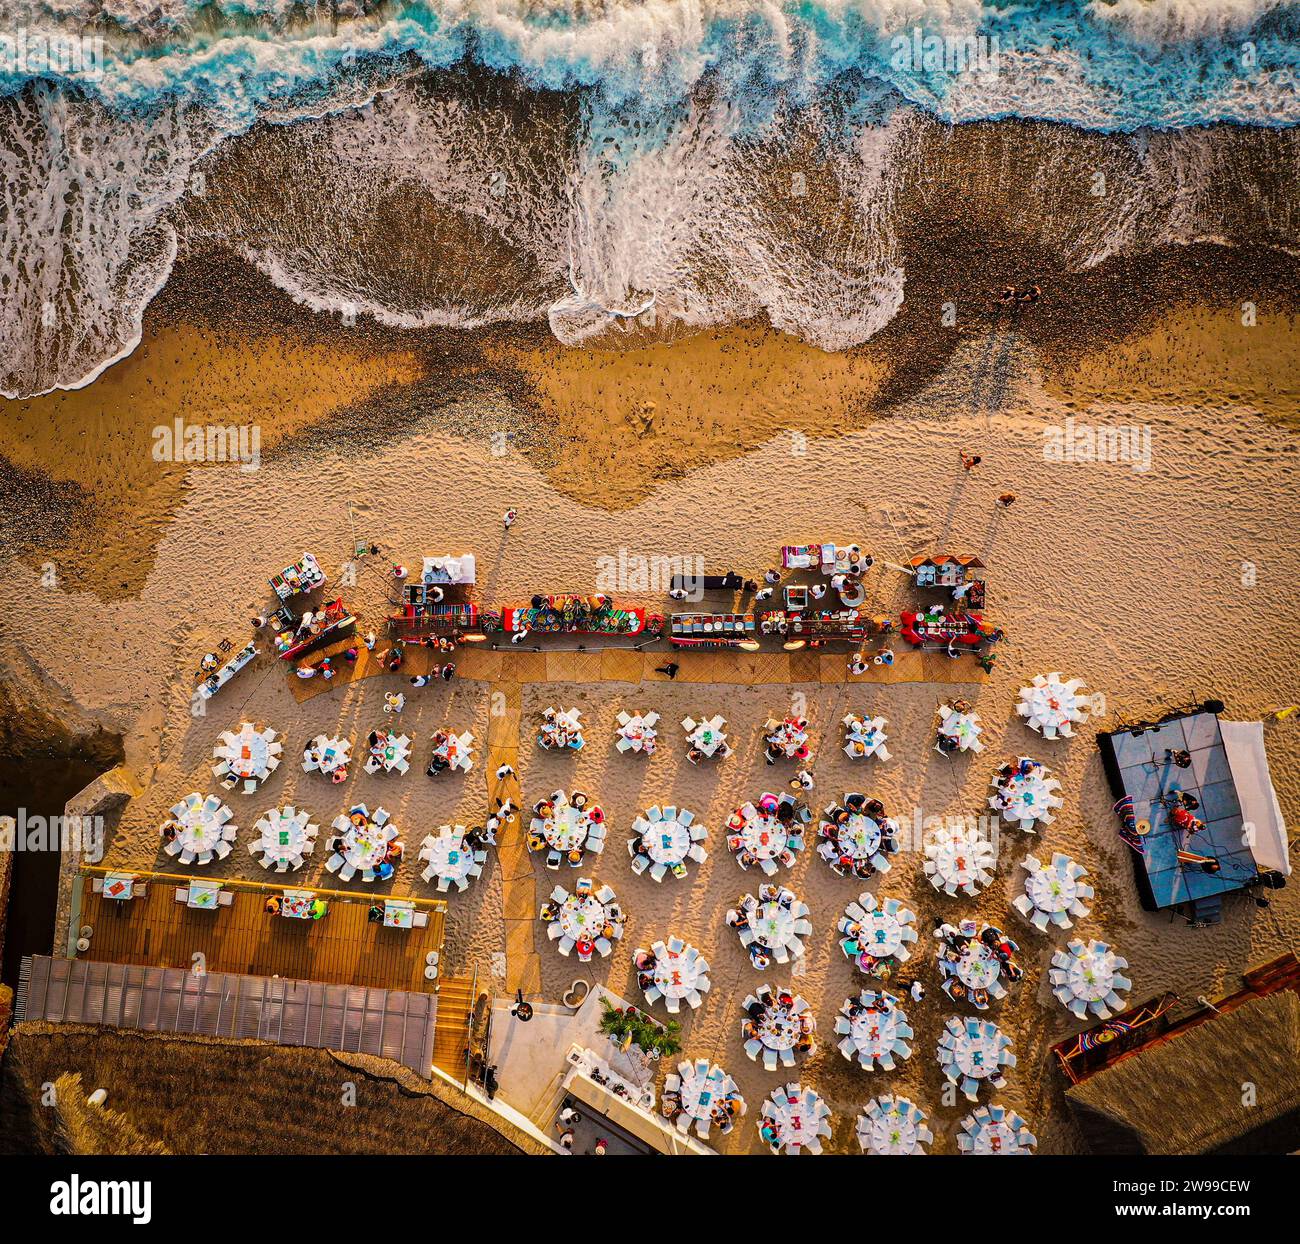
[1220,719,1291,876]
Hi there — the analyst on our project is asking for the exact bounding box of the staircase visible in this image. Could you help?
[432,973,476,1078]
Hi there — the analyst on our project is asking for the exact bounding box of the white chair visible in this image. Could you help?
[173,887,188,903]
[217,890,233,907]
[325,854,342,874]
[413,911,428,928]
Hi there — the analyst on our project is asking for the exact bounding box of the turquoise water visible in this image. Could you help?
[2,1,1299,131]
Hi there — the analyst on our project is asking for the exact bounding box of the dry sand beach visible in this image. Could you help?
[2,250,1299,1153]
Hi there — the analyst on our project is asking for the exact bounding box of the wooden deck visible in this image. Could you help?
[77,878,446,994]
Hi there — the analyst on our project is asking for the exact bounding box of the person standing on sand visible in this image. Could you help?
[655,662,679,679]
[997,493,1016,508]
[960,452,981,471]
[503,508,517,529]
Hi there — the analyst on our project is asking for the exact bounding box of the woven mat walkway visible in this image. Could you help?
[286,641,985,705]
[485,681,541,996]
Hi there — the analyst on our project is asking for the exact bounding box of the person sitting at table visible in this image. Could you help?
[309,899,327,919]
[264,895,282,916]
[527,832,547,853]
[374,860,395,882]
[777,848,796,870]
[748,943,772,970]
[852,858,874,879]
[745,997,767,1023]
[539,902,558,923]
[385,841,403,864]
[367,905,384,923]
[574,936,595,958]
[566,848,583,867]
[741,1018,759,1041]
[385,646,404,671]
[629,833,648,859]
[794,1030,815,1055]
[727,907,749,933]
[685,746,704,765]
[160,820,179,843]
[759,1120,781,1149]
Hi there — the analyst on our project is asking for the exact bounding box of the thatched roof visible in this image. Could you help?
[0,1023,545,1156]
[1067,992,1300,1155]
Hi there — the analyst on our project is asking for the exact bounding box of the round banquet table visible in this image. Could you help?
[749,899,796,950]
[537,805,592,852]
[931,835,984,890]
[1027,864,1078,914]
[762,1087,827,1154]
[834,813,882,861]
[950,942,1001,992]
[758,1008,799,1052]
[558,894,607,941]
[739,811,789,861]
[679,1065,728,1121]
[174,795,226,855]
[222,727,271,778]
[860,1106,926,1155]
[257,810,310,867]
[999,770,1052,820]
[644,819,690,866]
[653,949,702,1001]
[950,1027,1003,1081]
[848,1009,902,1061]
[1065,946,1118,1003]
[855,909,905,958]
[341,821,390,871]
[424,834,475,884]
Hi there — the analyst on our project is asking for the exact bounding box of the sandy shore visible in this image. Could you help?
[2,248,1299,1153]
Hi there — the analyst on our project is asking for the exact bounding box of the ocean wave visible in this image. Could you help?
[2,2,1300,130]
[4,2,1300,397]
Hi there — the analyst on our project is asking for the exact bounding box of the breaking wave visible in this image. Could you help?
[2,0,1300,394]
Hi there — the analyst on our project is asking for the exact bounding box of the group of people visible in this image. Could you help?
[727,883,797,969]
[539,707,584,750]
[628,828,687,879]
[742,989,816,1056]
[725,795,807,873]
[660,1081,744,1136]
[425,729,466,777]
[991,756,1044,809]
[935,919,1024,1008]
[818,794,900,879]
[327,817,403,882]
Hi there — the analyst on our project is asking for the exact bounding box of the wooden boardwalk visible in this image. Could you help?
[77,880,446,995]
[287,639,985,704]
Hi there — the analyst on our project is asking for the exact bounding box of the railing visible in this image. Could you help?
[78,864,448,912]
